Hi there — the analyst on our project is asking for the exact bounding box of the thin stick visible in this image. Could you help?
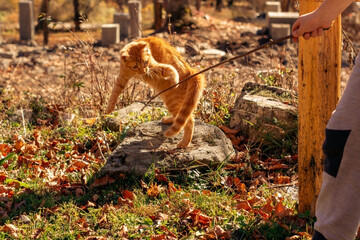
[141,34,293,111]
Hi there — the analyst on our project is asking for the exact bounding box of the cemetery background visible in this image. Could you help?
[0,0,360,239]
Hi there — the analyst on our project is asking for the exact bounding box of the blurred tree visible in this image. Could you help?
[35,0,49,45]
[165,0,196,32]
[73,0,81,31]
[216,0,223,11]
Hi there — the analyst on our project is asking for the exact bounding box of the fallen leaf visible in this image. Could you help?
[75,188,84,198]
[211,225,231,239]
[0,224,20,238]
[236,201,252,211]
[274,201,293,218]
[273,175,291,184]
[31,228,44,239]
[233,177,247,194]
[84,118,97,126]
[90,175,115,188]
[119,225,128,238]
[260,199,274,215]
[122,190,135,201]
[72,160,89,170]
[220,125,240,134]
[147,183,161,198]
[117,197,134,207]
[268,163,289,170]
[156,174,168,183]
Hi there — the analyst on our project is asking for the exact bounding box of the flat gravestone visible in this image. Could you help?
[100,120,234,176]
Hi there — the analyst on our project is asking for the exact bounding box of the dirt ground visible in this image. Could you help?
[0,3,359,112]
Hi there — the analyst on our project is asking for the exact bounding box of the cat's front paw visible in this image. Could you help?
[164,129,176,137]
[176,140,190,148]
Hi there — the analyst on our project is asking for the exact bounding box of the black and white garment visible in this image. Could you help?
[313,55,360,240]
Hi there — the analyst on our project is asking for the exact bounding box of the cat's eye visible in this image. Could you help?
[131,65,138,69]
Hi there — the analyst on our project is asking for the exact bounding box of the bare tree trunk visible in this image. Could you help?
[196,0,201,11]
[153,0,163,30]
[73,0,81,31]
[166,0,195,32]
[43,0,49,45]
[216,0,223,11]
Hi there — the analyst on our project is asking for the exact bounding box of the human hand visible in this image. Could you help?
[292,10,332,42]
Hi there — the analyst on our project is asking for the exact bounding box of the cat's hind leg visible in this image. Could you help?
[176,117,194,149]
[161,116,175,124]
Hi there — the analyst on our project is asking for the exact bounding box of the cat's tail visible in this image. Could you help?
[164,73,205,137]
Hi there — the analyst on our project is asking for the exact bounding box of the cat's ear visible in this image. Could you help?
[137,42,148,49]
[120,51,129,61]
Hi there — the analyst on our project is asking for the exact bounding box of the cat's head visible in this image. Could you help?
[120,41,150,74]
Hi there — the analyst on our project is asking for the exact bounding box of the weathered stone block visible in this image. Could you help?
[19,1,34,41]
[100,121,234,176]
[114,12,130,39]
[101,24,120,46]
[270,23,290,41]
[128,0,142,38]
[230,82,297,141]
[266,1,281,13]
[267,11,299,27]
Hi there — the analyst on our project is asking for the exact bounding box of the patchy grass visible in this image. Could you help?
[0,91,314,239]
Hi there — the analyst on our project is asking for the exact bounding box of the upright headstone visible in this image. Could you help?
[19,1,34,41]
[128,0,142,38]
[101,24,120,46]
[114,13,130,39]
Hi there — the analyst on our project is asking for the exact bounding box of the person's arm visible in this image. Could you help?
[292,0,355,41]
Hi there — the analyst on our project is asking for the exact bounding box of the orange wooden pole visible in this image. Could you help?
[298,0,342,215]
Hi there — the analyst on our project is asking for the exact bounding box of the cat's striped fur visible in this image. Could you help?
[106,37,205,148]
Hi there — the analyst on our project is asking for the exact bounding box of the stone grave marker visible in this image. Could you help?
[19,1,34,41]
[128,0,142,38]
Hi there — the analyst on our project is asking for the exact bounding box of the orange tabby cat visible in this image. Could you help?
[106,37,205,148]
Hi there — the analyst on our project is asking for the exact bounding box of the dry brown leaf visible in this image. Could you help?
[30,228,44,239]
[274,201,293,218]
[119,225,128,238]
[117,197,134,207]
[268,163,289,170]
[75,188,84,198]
[147,183,161,198]
[260,199,274,215]
[1,224,20,238]
[122,190,135,201]
[155,174,168,183]
[90,175,115,188]
[236,201,252,211]
[273,175,291,184]
[72,160,89,170]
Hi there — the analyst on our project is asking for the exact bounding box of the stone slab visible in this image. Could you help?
[267,11,299,27]
[114,12,130,39]
[100,120,234,176]
[266,1,281,13]
[101,24,120,46]
[229,82,298,140]
[270,23,291,42]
